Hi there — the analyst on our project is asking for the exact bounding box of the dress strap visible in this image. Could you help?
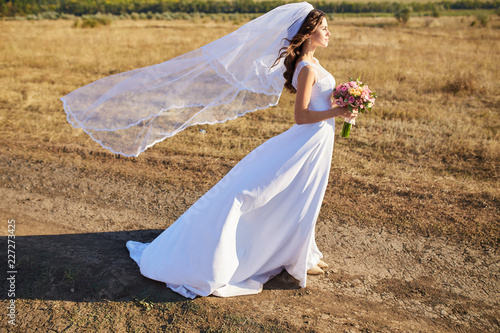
[292,61,318,90]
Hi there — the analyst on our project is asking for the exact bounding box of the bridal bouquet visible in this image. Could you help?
[332,78,376,138]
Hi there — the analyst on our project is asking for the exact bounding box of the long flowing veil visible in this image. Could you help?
[61,2,314,157]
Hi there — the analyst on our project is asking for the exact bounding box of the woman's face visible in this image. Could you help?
[310,17,331,48]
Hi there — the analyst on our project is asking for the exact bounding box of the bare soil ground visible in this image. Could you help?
[0,146,498,332]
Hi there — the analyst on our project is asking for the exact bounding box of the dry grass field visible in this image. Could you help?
[0,14,499,332]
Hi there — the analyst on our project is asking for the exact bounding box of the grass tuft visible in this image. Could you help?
[74,14,113,28]
[442,72,479,94]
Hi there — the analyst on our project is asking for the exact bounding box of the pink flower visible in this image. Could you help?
[340,85,348,93]
[348,96,355,104]
[336,100,345,107]
[349,81,357,87]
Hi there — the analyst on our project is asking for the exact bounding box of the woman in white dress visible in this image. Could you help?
[126,8,358,298]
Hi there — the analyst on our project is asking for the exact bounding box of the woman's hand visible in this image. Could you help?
[334,106,359,120]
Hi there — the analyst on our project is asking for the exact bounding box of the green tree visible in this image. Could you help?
[395,6,413,24]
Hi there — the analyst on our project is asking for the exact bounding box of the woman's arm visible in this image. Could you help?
[294,65,357,125]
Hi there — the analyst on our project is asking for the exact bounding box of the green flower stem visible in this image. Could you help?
[340,122,352,138]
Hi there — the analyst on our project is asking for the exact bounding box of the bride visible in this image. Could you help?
[61,2,357,298]
[127,6,357,298]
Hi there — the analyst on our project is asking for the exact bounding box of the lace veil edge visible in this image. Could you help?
[61,2,314,156]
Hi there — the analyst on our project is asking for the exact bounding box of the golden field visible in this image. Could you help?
[1,16,498,243]
[0,15,499,332]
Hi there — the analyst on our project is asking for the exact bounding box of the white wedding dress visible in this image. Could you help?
[127,59,336,298]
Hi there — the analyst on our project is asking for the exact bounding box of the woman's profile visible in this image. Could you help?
[61,2,357,298]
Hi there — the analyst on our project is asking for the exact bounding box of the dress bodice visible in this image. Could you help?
[292,60,335,112]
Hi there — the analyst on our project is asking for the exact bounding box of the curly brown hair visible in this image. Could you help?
[273,9,326,93]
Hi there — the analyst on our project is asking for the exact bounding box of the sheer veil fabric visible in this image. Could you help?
[61,2,314,157]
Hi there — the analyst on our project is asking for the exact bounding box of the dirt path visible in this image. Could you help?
[1,153,498,332]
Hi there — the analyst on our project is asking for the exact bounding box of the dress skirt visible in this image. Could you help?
[127,117,335,298]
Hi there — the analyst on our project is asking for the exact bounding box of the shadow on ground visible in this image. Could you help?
[0,230,300,303]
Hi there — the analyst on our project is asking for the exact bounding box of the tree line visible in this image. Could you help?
[1,0,499,17]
